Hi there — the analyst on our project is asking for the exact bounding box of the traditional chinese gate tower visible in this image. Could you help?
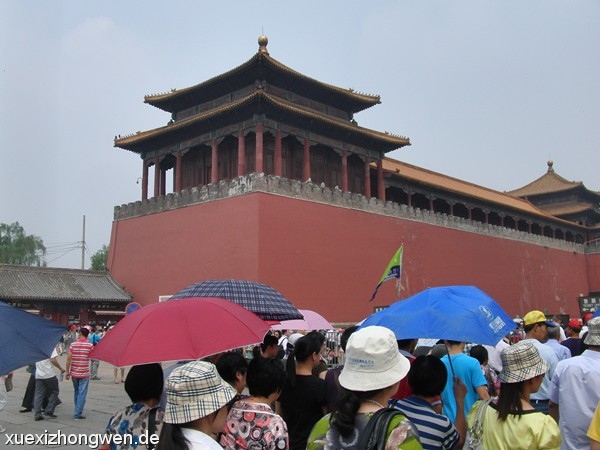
[110,36,599,322]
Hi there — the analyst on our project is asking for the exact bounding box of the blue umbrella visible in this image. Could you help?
[170,279,303,322]
[593,309,599,319]
[360,286,516,346]
[0,301,66,375]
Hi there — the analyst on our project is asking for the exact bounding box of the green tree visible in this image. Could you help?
[90,245,108,271]
[0,222,46,266]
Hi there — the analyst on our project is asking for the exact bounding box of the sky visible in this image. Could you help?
[1,1,599,269]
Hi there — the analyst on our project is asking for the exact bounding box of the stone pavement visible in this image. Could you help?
[1,355,159,449]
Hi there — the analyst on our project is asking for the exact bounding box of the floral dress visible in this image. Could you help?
[220,399,289,450]
[105,403,163,450]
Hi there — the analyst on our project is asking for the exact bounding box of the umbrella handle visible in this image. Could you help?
[445,342,456,377]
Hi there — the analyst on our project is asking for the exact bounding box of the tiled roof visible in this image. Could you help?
[0,265,132,302]
[116,90,409,153]
[144,47,380,114]
[541,201,600,217]
[507,162,584,197]
[381,158,576,222]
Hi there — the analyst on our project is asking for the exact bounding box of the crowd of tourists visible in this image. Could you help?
[1,311,599,450]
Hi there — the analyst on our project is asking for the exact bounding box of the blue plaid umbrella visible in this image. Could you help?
[0,301,66,375]
[170,279,303,322]
[360,285,516,346]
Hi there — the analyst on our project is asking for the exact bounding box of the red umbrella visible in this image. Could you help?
[89,297,270,366]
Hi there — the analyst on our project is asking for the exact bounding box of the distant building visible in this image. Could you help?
[108,36,600,323]
[0,264,131,326]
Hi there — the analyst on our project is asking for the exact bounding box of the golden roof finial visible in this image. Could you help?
[258,35,269,54]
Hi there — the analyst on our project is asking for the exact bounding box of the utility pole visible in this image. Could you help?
[81,215,86,270]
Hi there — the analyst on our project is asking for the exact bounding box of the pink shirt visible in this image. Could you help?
[69,338,93,378]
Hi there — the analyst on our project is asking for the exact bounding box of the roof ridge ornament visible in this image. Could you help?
[258,35,269,54]
[547,160,554,173]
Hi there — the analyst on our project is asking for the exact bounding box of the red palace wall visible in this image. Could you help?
[108,192,590,323]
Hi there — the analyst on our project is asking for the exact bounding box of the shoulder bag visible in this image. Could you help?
[464,399,492,450]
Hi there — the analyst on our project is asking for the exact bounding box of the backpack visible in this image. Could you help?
[357,407,408,450]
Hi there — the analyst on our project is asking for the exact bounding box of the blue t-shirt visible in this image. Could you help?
[441,353,487,422]
[90,333,102,345]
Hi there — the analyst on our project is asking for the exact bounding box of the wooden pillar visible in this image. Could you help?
[153,156,160,198]
[255,123,264,173]
[142,160,149,201]
[211,139,218,184]
[408,191,412,208]
[429,195,433,211]
[237,130,246,176]
[274,130,282,176]
[364,157,371,198]
[303,138,311,181]
[341,150,348,191]
[377,159,385,202]
[468,207,472,220]
[175,151,182,192]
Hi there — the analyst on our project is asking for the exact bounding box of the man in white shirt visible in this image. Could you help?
[521,310,559,414]
[549,317,600,450]
[34,347,65,421]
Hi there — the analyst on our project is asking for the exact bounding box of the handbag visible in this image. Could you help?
[464,399,492,450]
[4,376,13,392]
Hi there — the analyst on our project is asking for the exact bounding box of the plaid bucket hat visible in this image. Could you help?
[164,360,236,424]
[584,317,600,346]
[498,341,549,384]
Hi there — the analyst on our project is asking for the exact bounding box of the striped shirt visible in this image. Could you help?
[69,338,93,379]
[391,396,459,450]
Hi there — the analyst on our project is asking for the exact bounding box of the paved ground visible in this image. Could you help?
[1,356,153,449]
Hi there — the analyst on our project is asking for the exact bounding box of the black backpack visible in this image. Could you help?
[357,407,407,450]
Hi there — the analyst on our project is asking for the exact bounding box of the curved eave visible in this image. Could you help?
[382,158,586,228]
[116,91,409,153]
[144,52,380,114]
[507,171,585,198]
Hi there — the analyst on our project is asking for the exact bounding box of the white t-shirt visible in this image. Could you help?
[35,349,58,379]
[180,427,222,450]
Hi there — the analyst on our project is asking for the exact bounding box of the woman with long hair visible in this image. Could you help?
[277,332,328,450]
[307,326,422,450]
[157,361,236,450]
[467,341,561,449]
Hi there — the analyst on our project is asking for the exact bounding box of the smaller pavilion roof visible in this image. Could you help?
[0,265,132,303]
[507,161,595,197]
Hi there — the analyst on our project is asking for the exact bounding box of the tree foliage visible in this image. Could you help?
[0,222,46,266]
[90,245,109,271]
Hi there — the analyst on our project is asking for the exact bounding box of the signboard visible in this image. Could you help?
[579,296,600,314]
[125,302,142,315]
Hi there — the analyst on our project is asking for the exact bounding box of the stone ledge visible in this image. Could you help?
[115,173,583,253]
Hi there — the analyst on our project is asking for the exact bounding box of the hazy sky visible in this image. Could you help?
[1,1,599,269]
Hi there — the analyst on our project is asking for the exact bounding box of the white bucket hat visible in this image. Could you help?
[339,325,410,392]
[164,360,236,424]
[584,317,600,346]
